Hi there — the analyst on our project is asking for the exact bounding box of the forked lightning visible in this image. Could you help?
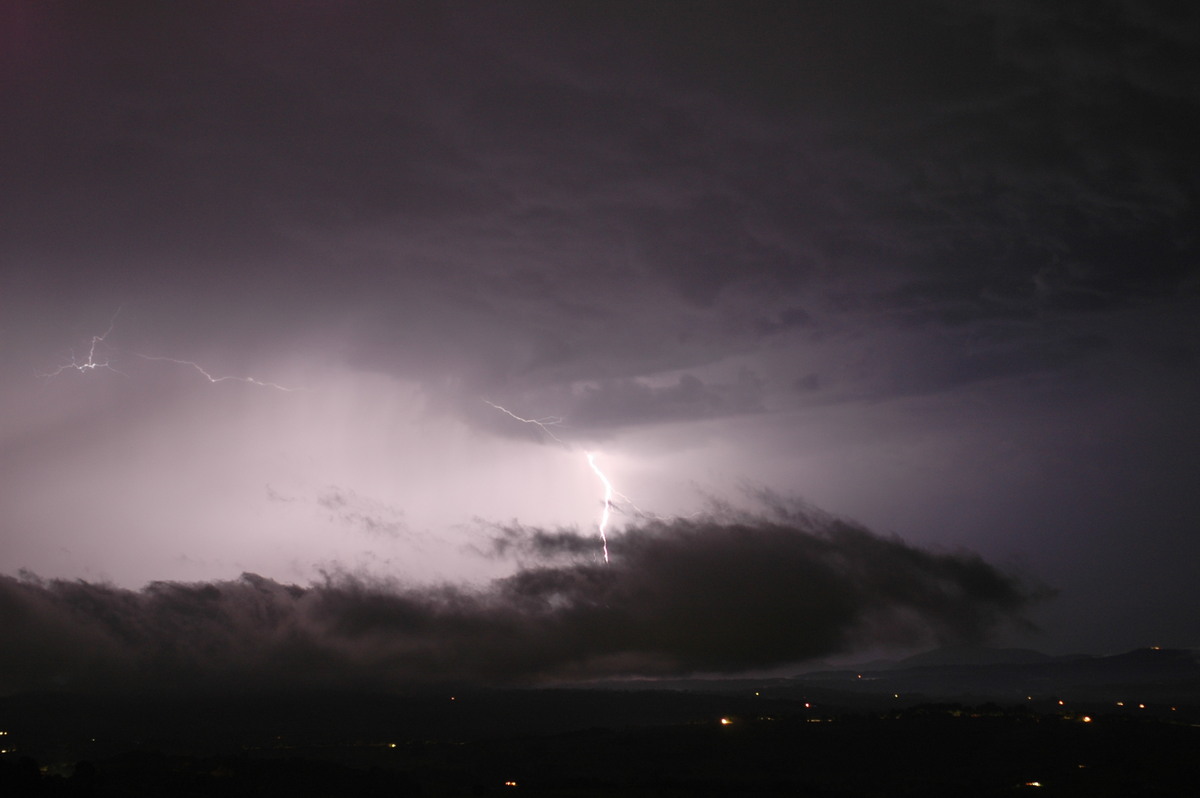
[38,308,295,391]
[486,400,623,563]
[483,400,567,445]
[38,308,124,378]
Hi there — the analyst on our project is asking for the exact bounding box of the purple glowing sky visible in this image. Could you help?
[1,2,1198,686]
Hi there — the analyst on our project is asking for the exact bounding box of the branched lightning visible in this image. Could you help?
[486,400,634,563]
[38,307,297,392]
[482,400,567,445]
[137,355,297,392]
[38,308,125,378]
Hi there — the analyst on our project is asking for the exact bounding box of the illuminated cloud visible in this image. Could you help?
[1,0,1197,662]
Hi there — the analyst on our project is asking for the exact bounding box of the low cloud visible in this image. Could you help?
[316,486,407,539]
[0,509,1046,694]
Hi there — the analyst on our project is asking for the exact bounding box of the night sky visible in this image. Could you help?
[2,1,1198,691]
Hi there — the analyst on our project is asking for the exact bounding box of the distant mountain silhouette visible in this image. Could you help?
[896,645,1055,668]
[799,647,1200,702]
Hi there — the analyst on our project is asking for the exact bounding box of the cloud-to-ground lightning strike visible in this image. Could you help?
[38,308,125,378]
[137,355,297,392]
[485,400,618,562]
[586,452,613,563]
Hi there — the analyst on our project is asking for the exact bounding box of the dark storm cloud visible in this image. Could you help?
[4,1,1194,405]
[566,369,766,428]
[0,511,1043,693]
[2,0,1197,662]
[478,369,767,440]
[864,2,1200,318]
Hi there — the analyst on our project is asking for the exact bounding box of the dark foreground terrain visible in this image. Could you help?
[2,648,1198,796]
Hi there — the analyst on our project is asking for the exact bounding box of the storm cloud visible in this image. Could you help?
[0,510,1042,693]
[2,0,1197,663]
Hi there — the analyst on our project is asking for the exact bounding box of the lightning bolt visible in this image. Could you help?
[482,400,567,445]
[586,452,613,563]
[485,400,623,563]
[38,306,298,392]
[38,308,125,378]
[137,355,297,392]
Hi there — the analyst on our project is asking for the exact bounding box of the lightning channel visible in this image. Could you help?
[482,400,567,445]
[585,452,613,563]
[38,307,125,378]
[137,355,297,392]
[486,399,628,563]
